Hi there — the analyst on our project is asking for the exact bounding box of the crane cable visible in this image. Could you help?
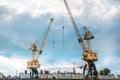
[53,27,55,64]
[62,0,65,48]
[62,26,65,48]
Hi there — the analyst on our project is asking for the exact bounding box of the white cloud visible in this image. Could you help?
[0,0,119,32]
[0,0,119,20]
[3,15,12,21]
[0,0,64,17]
[96,55,120,74]
[103,6,120,20]
[0,52,83,76]
[0,55,28,76]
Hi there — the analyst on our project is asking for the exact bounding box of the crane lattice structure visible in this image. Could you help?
[63,0,98,79]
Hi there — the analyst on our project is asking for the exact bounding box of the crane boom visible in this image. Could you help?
[64,0,81,39]
[63,0,86,51]
[36,19,54,60]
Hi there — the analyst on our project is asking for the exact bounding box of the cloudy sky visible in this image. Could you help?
[0,0,120,76]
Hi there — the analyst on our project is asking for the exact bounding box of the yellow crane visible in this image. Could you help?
[63,0,98,79]
[27,19,54,78]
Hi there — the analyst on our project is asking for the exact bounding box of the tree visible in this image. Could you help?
[99,68,111,75]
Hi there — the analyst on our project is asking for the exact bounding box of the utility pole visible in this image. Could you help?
[15,69,17,77]
[73,62,76,74]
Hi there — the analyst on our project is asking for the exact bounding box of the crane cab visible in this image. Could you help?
[82,51,98,61]
[27,60,40,69]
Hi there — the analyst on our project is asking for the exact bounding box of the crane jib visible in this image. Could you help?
[36,19,54,60]
[64,0,85,51]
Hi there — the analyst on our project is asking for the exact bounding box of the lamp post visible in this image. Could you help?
[15,69,17,77]
[115,72,117,79]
